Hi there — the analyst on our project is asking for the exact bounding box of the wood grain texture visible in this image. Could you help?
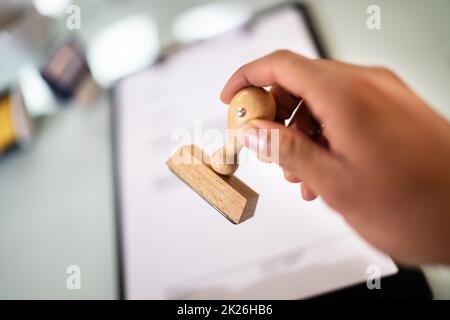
[167,144,258,224]
[210,87,277,176]
[227,87,277,129]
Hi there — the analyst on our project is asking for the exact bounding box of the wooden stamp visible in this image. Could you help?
[167,87,276,224]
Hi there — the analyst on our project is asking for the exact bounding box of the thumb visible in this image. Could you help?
[242,119,342,196]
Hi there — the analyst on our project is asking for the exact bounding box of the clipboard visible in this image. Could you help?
[111,2,404,300]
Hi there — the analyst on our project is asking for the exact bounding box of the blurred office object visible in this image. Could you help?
[41,41,99,103]
[0,87,34,155]
[0,1,53,92]
[18,64,57,117]
[33,0,72,18]
[42,42,87,99]
[172,2,251,43]
[86,14,160,87]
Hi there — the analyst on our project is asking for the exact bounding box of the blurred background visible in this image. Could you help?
[0,0,449,299]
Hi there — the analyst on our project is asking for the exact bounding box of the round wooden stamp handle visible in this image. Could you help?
[210,87,276,175]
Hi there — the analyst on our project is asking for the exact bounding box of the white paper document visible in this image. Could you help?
[115,6,397,299]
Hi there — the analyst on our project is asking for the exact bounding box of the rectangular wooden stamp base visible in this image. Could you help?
[167,144,258,224]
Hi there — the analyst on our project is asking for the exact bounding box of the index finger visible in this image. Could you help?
[220,50,325,107]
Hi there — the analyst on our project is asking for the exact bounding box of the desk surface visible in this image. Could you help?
[0,0,449,299]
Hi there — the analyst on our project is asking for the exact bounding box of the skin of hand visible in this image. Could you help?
[221,50,450,266]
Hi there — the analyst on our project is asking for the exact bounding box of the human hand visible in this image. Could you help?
[221,50,450,265]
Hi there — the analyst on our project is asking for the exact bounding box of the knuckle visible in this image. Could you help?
[272,49,293,59]
[371,66,397,79]
[236,63,249,75]
[314,58,339,68]
[343,74,374,105]
[271,50,299,67]
[333,75,375,131]
[347,74,370,93]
